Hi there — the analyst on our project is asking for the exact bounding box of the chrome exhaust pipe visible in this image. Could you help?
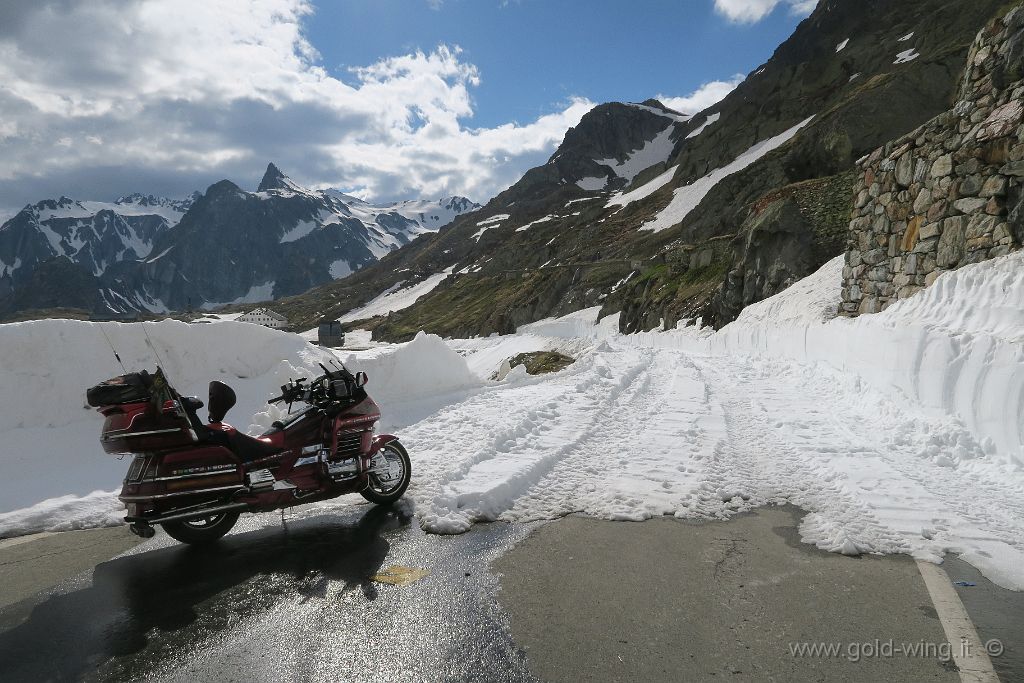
[129,501,249,526]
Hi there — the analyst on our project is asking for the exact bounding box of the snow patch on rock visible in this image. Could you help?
[642,116,815,233]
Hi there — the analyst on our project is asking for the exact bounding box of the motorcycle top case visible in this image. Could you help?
[87,371,153,407]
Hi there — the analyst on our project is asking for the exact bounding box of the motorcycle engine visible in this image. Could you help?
[326,458,360,480]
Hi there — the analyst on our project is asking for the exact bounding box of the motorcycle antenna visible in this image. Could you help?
[98,324,127,373]
[139,321,173,385]
[141,325,166,370]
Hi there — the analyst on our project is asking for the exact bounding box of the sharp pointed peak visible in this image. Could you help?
[258,163,306,193]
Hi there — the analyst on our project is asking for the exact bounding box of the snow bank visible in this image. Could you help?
[0,318,337,517]
[0,491,124,537]
[734,254,843,326]
[517,306,620,340]
[716,251,1024,467]
[326,332,480,433]
[435,307,619,381]
[0,319,479,535]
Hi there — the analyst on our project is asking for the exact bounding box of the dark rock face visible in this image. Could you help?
[710,173,856,324]
[716,199,818,322]
[497,101,688,209]
[547,102,685,191]
[112,178,383,310]
[0,257,101,316]
[258,163,301,192]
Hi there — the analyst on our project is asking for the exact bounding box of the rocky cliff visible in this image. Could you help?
[840,5,1024,315]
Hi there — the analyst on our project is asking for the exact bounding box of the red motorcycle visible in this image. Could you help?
[88,364,411,544]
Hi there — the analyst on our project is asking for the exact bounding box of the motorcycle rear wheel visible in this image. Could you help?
[361,441,411,505]
[162,511,240,545]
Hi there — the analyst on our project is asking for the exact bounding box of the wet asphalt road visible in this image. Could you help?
[2,506,1021,682]
[0,503,538,683]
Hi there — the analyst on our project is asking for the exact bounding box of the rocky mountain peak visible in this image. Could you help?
[443,196,477,213]
[257,163,306,193]
[205,179,245,198]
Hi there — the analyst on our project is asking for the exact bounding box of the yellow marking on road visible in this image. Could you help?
[371,565,430,586]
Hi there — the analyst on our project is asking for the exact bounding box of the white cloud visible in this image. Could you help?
[713,0,818,23]
[658,75,744,115]
[0,0,591,206]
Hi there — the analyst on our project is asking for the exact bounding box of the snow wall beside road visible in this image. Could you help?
[621,253,1024,468]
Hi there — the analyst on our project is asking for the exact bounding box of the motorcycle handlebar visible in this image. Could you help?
[269,368,353,406]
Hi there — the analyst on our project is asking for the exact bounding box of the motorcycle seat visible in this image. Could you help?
[206,422,283,462]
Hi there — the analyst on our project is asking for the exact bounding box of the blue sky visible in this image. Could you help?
[306,1,807,128]
[0,0,816,216]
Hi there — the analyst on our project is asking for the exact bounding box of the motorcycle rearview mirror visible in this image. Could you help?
[208,381,237,423]
[355,371,368,387]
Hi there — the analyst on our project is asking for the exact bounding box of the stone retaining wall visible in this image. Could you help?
[840,5,1024,315]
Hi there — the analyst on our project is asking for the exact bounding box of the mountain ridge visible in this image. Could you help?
[267,0,1009,338]
[0,164,479,318]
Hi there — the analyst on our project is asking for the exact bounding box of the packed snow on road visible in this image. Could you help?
[2,253,1024,590]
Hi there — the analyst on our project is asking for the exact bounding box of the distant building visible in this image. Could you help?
[238,307,288,329]
[318,320,345,347]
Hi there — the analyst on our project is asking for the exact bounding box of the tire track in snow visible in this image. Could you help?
[395,333,1024,587]
[416,345,654,533]
[506,348,713,522]
[688,355,909,555]
[693,353,1024,578]
[800,361,1024,584]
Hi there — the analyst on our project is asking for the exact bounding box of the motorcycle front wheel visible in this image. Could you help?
[361,441,412,505]
[162,511,240,545]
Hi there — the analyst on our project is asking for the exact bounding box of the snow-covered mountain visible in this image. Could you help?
[0,194,197,285]
[0,165,478,317]
[258,163,478,262]
[98,164,480,313]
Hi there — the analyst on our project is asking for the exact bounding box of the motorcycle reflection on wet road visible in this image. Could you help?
[0,506,413,682]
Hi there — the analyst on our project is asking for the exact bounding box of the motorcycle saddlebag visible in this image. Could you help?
[87,371,153,407]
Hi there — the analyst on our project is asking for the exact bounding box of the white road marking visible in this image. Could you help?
[0,531,57,549]
[916,559,999,682]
